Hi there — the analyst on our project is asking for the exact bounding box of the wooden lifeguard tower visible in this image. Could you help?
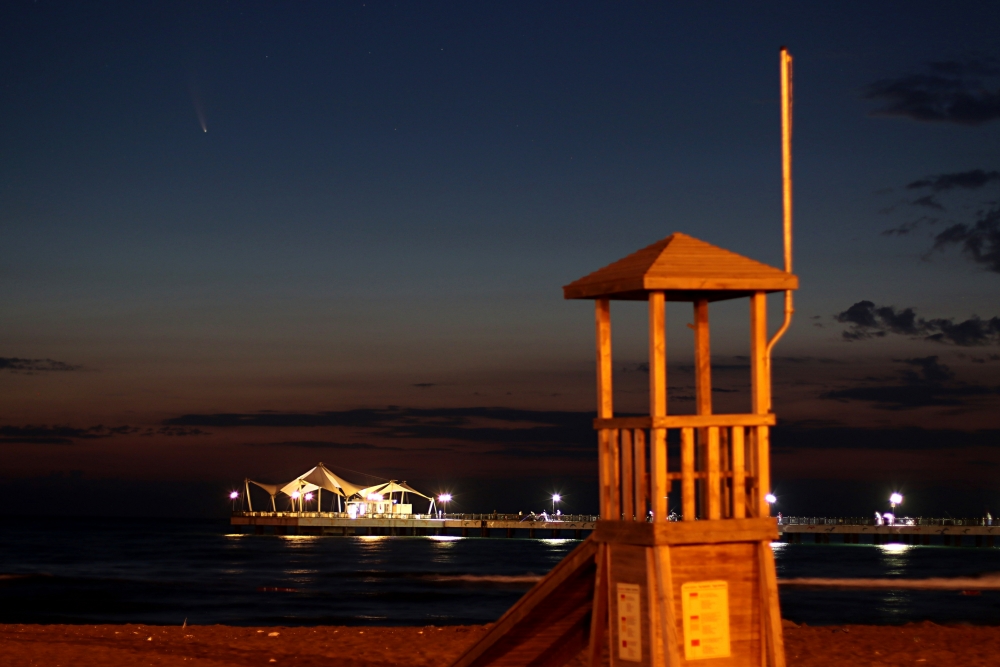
[452,48,796,667]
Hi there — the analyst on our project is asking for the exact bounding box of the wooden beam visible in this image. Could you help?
[648,292,666,418]
[731,427,746,519]
[620,430,634,521]
[609,429,621,521]
[750,292,770,415]
[649,291,668,523]
[593,517,778,546]
[693,299,712,415]
[587,543,608,667]
[594,413,776,430]
[759,540,786,667]
[596,299,613,521]
[756,426,771,519]
[707,426,721,520]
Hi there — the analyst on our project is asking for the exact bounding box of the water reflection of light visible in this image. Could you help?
[280,535,319,542]
[428,535,463,542]
[357,535,389,541]
[224,533,248,538]
[769,541,787,550]
[878,543,912,554]
[540,538,572,545]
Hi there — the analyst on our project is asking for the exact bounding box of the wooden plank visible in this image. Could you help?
[654,546,681,667]
[681,427,695,521]
[648,291,666,418]
[594,414,775,430]
[650,428,667,523]
[756,426,771,519]
[451,537,599,667]
[588,543,608,667]
[707,426,720,521]
[758,540,786,667]
[621,429,634,521]
[669,542,762,664]
[645,547,665,667]
[598,430,610,519]
[720,427,731,519]
[633,429,647,522]
[607,544,649,667]
[610,429,621,521]
[732,427,746,520]
[594,517,778,547]
[596,299,613,419]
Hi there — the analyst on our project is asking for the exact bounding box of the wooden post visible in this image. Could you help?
[707,426,721,520]
[694,299,712,519]
[648,292,668,522]
[681,427,695,521]
[750,291,771,517]
[596,299,613,518]
[732,426,746,519]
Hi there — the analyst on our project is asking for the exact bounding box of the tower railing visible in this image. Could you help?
[595,413,775,522]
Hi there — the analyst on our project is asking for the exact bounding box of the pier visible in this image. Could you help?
[778,517,1000,547]
[231,511,597,538]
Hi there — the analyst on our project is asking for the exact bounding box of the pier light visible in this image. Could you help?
[437,493,452,517]
[764,493,777,505]
[291,491,300,499]
[304,492,314,502]
[890,493,903,510]
[229,491,239,500]
[551,493,561,515]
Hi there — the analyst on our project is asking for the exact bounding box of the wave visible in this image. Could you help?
[780,573,1000,590]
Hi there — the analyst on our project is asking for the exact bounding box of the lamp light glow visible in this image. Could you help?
[438,493,452,503]
[764,493,777,504]
[890,493,903,505]
[229,491,239,500]
[304,492,314,501]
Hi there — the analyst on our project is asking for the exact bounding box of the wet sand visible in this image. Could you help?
[1,621,998,666]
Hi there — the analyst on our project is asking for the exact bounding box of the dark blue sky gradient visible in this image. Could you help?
[2,2,999,516]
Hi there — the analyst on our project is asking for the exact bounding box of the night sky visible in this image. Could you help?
[3,2,999,518]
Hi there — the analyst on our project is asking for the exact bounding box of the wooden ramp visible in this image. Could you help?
[452,537,599,667]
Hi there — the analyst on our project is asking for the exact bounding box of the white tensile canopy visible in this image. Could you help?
[359,480,430,499]
[245,465,431,514]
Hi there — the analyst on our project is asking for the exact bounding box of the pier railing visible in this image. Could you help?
[779,516,992,527]
[232,511,599,522]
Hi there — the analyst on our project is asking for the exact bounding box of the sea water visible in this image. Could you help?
[1,518,998,626]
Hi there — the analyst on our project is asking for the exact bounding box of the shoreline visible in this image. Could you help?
[3,621,1000,666]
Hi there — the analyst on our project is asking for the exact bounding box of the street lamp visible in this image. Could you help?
[552,493,561,516]
[229,491,239,512]
[438,493,452,517]
[764,493,776,517]
[890,493,903,512]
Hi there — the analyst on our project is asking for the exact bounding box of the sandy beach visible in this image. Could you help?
[1,621,998,667]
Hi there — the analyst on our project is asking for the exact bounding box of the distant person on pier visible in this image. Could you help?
[986,510,992,526]
[874,511,883,526]
[883,512,895,526]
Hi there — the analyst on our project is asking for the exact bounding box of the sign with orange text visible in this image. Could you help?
[681,580,731,660]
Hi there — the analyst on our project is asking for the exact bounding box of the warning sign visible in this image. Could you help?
[616,582,642,662]
[680,580,731,660]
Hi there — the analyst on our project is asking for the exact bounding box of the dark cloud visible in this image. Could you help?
[932,205,1000,272]
[907,169,1000,191]
[0,357,83,373]
[412,383,436,388]
[772,421,1000,451]
[820,356,999,410]
[247,440,408,450]
[911,195,944,210]
[836,301,1000,345]
[166,407,598,448]
[864,56,1000,125]
[0,424,138,445]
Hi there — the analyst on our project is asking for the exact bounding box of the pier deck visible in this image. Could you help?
[778,517,1000,546]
